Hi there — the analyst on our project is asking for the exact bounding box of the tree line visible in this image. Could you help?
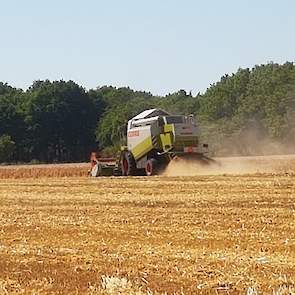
[1,62,295,163]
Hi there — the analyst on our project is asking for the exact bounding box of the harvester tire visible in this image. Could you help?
[145,158,158,176]
[121,151,137,176]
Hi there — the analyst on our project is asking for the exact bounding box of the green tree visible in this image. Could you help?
[159,90,199,115]
[95,87,156,148]
[0,135,15,163]
[0,86,27,161]
[25,80,99,162]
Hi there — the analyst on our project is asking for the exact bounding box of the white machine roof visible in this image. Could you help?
[131,108,170,120]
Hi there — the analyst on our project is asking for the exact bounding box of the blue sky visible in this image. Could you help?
[0,0,294,95]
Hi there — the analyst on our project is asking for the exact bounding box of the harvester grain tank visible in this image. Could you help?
[90,109,210,176]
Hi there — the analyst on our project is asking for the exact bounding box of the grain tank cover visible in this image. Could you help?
[131,109,170,121]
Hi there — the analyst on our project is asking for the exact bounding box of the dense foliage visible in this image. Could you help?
[1,62,295,163]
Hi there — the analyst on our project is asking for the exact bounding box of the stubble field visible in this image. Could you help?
[0,156,295,294]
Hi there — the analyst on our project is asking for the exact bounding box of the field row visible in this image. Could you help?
[0,175,294,294]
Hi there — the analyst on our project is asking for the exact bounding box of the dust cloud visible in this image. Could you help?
[162,155,295,176]
[218,138,295,158]
[162,122,295,176]
[215,125,295,157]
[161,122,295,176]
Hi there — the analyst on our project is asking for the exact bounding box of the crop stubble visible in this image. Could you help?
[0,172,294,294]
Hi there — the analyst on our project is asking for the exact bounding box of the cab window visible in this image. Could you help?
[165,116,184,124]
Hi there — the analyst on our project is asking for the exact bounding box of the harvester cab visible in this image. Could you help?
[90,108,209,177]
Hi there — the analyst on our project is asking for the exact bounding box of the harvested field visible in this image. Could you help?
[0,156,295,294]
[0,163,89,179]
[163,154,295,176]
[1,154,295,179]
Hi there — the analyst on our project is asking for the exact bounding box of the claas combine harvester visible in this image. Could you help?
[89,108,211,176]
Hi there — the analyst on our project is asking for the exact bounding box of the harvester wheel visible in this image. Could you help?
[145,158,158,176]
[121,151,137,176]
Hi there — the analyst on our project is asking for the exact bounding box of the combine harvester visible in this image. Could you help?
[90,109,211,176]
